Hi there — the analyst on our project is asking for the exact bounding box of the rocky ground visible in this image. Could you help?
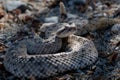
[0,0,120,80]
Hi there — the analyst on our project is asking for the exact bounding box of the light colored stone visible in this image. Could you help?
[111,24,120,33]
[3,0,26,11]
[44,16,58,23]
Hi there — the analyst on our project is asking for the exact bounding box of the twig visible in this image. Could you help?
[59,1,67,21]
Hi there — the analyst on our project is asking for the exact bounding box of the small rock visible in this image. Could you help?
[94,12,107,17]
[111,24,120,33]
[67,13,78,19]
[44,16,58,23]
[0,34,5,40]
[3,0,26,11]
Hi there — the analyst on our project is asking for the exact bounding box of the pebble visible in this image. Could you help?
[3,0,26,11]
[111,24,120,33]
[44,16,58,23]
[0,34,5,40]
[93,12,107,18]
[67,13,78,19]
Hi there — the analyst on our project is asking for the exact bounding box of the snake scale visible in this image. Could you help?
[3,23,98,78]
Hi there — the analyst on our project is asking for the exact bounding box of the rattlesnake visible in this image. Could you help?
[3,23,98,78]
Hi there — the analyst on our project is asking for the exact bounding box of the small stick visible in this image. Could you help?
[59,1,67,20]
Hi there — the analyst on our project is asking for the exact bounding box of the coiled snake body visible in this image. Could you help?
[3,23,98,78]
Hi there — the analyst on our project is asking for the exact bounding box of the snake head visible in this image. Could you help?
[56,23,76,38]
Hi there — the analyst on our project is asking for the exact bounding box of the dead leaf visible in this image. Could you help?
[12,9,21,15]
[108,52,118,63]
[24,15,33,23]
